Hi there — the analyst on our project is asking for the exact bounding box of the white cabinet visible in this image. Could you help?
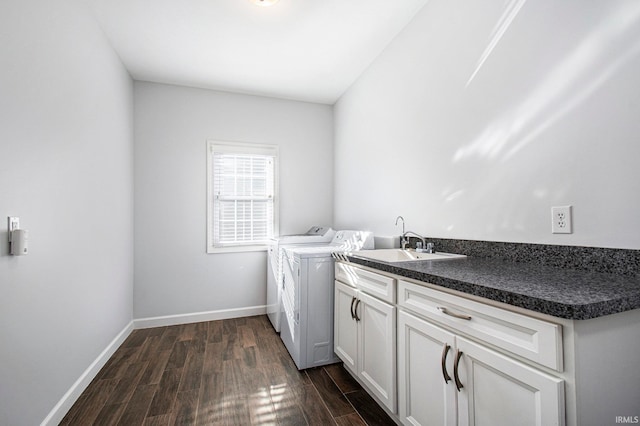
[397,279,565,426]
[334,265,397,413]
[398,310,457,426]
[456,337,564,426]
[336,260,640,426]
[357,289,396,411]
[334,280,358,371]
[398,309,564,426]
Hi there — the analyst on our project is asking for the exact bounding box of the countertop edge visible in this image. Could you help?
[344,256,640,320]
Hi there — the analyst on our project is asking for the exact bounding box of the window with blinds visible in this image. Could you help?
[207,141,279,252]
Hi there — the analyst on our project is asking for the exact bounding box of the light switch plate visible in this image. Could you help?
[8,217,20,241]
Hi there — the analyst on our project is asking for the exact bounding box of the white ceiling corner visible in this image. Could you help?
[82,0,429,104]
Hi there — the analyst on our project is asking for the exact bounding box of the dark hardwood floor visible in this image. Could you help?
[60,315,396,425]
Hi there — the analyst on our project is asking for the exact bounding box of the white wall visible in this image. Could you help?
[0,0,134,425]
[134,82,333,319]
[335,0,640,249]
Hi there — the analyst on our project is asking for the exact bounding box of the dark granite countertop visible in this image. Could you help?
[344,254,640,320]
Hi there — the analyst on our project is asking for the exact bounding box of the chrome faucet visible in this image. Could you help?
[396,217,435,252]
[402,231,435,253]
[395,216,405,234]
[402,231,426,251]
[395,216,406,247]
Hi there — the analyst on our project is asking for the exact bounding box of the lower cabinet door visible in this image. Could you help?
[334,281,358,371]
[357,291,397,413]
[398,310,457,426]
[455,337,565,426]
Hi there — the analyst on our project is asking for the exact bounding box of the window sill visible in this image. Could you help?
[207,245,268,254]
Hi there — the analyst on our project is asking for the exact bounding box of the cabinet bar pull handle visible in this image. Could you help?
[437,306,472,321]
[441,344,452,384]
[453,350,464,392]
[350,297,356,320]
[354,299,361,322]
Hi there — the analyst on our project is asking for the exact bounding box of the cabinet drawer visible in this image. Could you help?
[398,280,563,371]
[335,262,358,288]
[335,262,396,303]
[357,267,396,303]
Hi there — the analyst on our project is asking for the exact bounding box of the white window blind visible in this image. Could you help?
[207,141,278,252]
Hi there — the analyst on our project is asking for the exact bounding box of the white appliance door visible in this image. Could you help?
[305,256,340,368]
[266,242,281,331]
[281,254,301,367]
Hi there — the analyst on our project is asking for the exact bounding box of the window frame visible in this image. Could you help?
[206,140,279,253]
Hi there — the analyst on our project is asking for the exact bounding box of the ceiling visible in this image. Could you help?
[82,0,429,104]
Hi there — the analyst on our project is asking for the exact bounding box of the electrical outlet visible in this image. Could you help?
[551,206,572,234]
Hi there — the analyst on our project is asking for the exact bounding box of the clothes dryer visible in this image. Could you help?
[267,226,335,331]
[280,230,374,369]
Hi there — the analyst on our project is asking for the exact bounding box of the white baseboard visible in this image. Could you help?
[41,305,266,425]
[41,321,134,426]
[133,304,267,329]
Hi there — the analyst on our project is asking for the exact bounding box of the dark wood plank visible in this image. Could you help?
[277,352,312,388]
[255,331,282,365]
[116,383,157,426]
[145,327,169,337]
[245,315,270,334]
[170,389,199,425]
[98,347,140,380]
[222,359,251,424]
[105,361,149,405]
[241,345,258,369]
[93,402,127,426]
[165,340,190,370]
[139,350,172,386]
[238,324,257,348]
[123,327,165,347]
[222,318,237,335]
[138,336,163,362]
[143,414,171,425]
[223,394,251,425]
[193,321,209,341]
[222,331,239,361]
[270,378,308,426]
[222,358,245,395]
[122,329,151,348]
[201,342,223,375]
[206,320,223,343]
[178,344,205,392]
[324,364,361,394]
[147,368,183,417]
[298,383,338,426]
[176,323,198,341]
[157,326,180,352]
[236,344,279,424]
[60,378,119,425]
[345,390,396,426]
[196,372,224,426]
[246,384,278,425]
[306,367,355,417]
[335,412,368,426]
